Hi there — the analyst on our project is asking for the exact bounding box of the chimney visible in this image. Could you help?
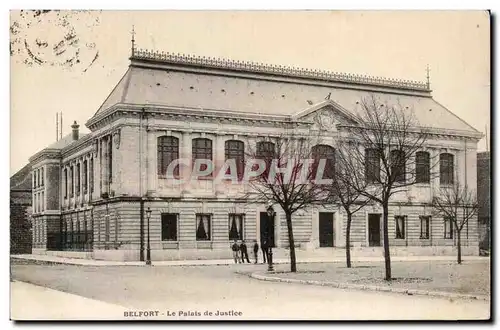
[71,121,79,141]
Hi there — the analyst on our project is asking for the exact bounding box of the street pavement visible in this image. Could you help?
[10,261,490,320]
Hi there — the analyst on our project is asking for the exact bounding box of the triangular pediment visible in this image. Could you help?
[292,99,359,131]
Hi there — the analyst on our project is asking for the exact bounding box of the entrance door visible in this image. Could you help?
[260,212,275,247]
[368,214,381,247]
[319,212,334,247]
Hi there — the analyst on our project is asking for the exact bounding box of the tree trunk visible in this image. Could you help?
[346,212,352,268]
[285,212,297,272]
[457,230,462,264]
[382,203,392,281]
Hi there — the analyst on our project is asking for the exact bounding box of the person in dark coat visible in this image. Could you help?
[253,240,259,264]
[261,239,268,264]
[240,240,250,263]
[231,240,240,264]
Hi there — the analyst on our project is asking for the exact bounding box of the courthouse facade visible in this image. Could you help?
[29,48,483,261]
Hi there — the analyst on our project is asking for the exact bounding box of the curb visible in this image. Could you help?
[246,272,490,302]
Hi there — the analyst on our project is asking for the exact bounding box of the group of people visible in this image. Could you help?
[231,239,271,264]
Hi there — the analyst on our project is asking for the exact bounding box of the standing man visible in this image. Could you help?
[253,240,259,264]
[240,240,250,263]
[261,239,268,264]
[231,240,240,264]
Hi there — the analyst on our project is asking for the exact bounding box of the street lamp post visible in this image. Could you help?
[266,205,275,272]
[146,207,152,265]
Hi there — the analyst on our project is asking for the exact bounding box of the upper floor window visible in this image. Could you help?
[192,138,213,177]
[34,170,37,188]
[390,150,406,183]
[158,136,179,177]
[312,144,335,180]
[440,153,454,185]
[83,160,88,193]
[225,140,245,181]
[365,148,380,183]
[63,168,68,199]
[70,166,74,197]
[76,163,81,195]
[89,158,94,193]
[416,151,430,183]
[256,141,276,177]
[41,167,44,186]
[108,138,113,183]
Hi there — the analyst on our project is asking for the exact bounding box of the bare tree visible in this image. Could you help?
[338,94,431,280]
[431,182,478,264]
[244,133,326,272]
[326,139,370,268]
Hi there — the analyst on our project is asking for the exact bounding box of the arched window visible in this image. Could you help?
[416,151,430,183]
[192,138,213,177]
[256,141,276,178]
[225,140,245,181]
[440,153,454,185]
[390,150,406,183]
[365,148,380,183]
[157,136,179,177]
[312,144,335,180]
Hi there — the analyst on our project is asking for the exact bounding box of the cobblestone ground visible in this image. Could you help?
[10,258,490,320]
[263,259,490,297]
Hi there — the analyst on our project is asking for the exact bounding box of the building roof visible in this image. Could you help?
[90,48,479,134]
[10,163,31,191]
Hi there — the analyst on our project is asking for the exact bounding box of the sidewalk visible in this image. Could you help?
[10,281,127,320]
[11,253,488,267]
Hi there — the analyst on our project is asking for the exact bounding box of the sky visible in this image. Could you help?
[9,10,491,176]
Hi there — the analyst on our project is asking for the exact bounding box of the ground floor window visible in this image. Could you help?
[162,213,178,241]
[420,216,430,239]
[229,214,244,240]
[395,216,406,239]
[444,217,454,239]
[196,214,211,241]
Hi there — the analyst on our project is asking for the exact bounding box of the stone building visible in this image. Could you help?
[28,48,483,261]
[477,151,490,251]
[10,164,32,254]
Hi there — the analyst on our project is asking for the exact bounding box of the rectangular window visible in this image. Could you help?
[416,152,430,183]
[395,216,405,239]
[83,160,88,193]
[229,214,244,240]
[444,217,454,239]
[64,168,68,199]
[196,214,212,241]
[440,153,454,185]
[70,166,74,197]
[365,148,380,183]
[390,150,406,183]
[108,138,113,183]
[41,167,44,186]
[41,192,44,211]
[161,214,178,241]
[90,158,94,193]
[76,163,81,196]
[420,216,430,239]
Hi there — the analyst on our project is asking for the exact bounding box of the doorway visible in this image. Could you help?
[319,212,334,247]
[368,214,381,247]
[260,212,275,247]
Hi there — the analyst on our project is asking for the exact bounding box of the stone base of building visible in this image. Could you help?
[29,245,478,262]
